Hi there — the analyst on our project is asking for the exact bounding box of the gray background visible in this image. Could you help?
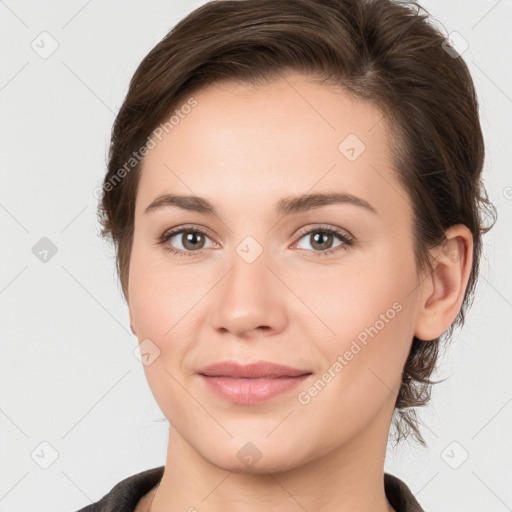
[0,0,510,510]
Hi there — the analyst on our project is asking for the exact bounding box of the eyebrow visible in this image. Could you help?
[143,192,378,217]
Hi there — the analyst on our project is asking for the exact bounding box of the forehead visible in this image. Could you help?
[136,73,409,219]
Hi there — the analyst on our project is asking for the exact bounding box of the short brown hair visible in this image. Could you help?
[98,0,496,444]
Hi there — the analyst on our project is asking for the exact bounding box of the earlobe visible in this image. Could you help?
[414,225,473,341]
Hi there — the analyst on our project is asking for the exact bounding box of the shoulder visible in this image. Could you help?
[74,466,165,512]
[384,473,425,512]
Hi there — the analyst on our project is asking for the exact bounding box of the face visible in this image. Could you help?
[128,72,424,474]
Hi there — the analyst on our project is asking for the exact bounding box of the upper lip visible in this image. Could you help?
[198,361,312,379]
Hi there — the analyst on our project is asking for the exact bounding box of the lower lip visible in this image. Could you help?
[199,374,311,404]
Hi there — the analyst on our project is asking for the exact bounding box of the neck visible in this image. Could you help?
[149,406,395,512]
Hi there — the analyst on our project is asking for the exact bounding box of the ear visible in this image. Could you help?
[414,224,474,341]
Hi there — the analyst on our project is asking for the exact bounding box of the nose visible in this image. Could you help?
[210,246,288,339]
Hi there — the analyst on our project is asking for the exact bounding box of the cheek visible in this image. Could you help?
[293,294,415,445]
[128,243,211,389]
[128,250,200,418]
[299,248,417,396]
[293,244,415,339]
[128,239,196,338]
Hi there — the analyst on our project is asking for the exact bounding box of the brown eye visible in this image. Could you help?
[294,226,354,256]
[160,226,215,256]
[177,230,207,251]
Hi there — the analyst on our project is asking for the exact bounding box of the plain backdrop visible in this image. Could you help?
[0,1,511,510]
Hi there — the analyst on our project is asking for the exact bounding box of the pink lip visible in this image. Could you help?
[198,361,312,404]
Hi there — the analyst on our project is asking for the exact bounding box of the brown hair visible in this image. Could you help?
[97,0,496,444]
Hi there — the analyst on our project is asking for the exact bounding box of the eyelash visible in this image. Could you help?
[158,224,354,258]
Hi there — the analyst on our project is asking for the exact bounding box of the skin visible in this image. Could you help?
[128,71,473,512]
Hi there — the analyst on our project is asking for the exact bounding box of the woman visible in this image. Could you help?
[77,0,495,510]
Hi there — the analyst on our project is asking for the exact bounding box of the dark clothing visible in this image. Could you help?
[75,466,425,511]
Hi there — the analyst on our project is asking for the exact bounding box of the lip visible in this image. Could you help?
[199,361,310,378]
[198,361,312,404]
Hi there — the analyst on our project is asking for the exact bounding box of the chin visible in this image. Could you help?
[197,436,312,476]
[211,453,302,476]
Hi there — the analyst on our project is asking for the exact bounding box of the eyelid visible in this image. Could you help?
[293,224,353,243]
[160,223,216,240]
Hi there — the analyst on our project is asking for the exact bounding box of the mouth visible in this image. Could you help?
[197,361,313,404]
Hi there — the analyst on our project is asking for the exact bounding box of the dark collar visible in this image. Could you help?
[385,473,425,511]
[76,466,424,512]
